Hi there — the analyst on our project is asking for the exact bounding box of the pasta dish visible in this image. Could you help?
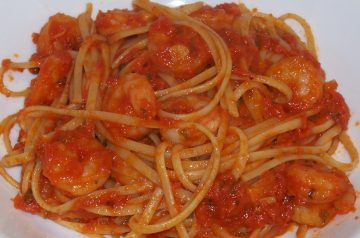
[0,0,358,237]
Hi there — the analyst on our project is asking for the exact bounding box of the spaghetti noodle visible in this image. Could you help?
[0,1,358,237]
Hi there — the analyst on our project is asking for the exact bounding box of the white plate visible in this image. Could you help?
[0,0,359,237]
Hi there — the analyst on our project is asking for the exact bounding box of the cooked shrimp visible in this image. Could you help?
[95,9,154,36]
[196,170,293,233]
[285,160,351,204]
[25,51,73,106]
[333,186,356,214]
[102,73,158,140]
[34,13,81,57]
[292,184,354,227]
[160,95,221,147]
[148,17,212,80]
[112,156,145,185]
[35,126,114,196]
[190,3,241,31]
[292,203,336,227]
[266,56,324,112]
[247,164,287,202]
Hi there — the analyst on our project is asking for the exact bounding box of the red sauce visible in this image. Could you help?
[13,193,43,215]
[114,46,144,67]
[131,52,155,75]
[2,2,356,236]
[74,192,129,210]
[259,34,294,57]
[262,96,287,120]
[190,3,240,31]
[38,174,59,203]
[229,102,255,129]
[25,50,73,106]
[95,9,154,36]
[253,31,319,75]
[219,29,259,76]
[81,217,123,235]
[35,125,113,195]
[1,59,11,69]
[158,117,178,128]
[265,56,325,113]
[268,117,314,146]
[196,169,293,235]
[320,81,350,129]
[149,75,169,91]
[35,13,81,57]
[160,96,200,114]
[196,161,355,235]
[148,17,212,80]
[101,73,159,140]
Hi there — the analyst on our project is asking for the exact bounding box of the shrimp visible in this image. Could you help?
[190,3,241,31]
[160,95,221,147]
[196,160,355,233]
[285,160,352,204]
[112,156,145,185]
[333,186,356,214]
[266,56,325,112]
[95,9,154,36]
[196,170,293,235]
[35,126,114,196]
[292,203,336,227]
[252,31,293,74]
[25,51,73,106]
[34,13,81,57]
[102,73,158,140]
[148,17,212,80]
[292,183,355,227]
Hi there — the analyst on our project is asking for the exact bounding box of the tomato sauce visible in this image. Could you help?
[318,81,350,129]
[81,217,123,235]
[190,3,240,31]
[35,125,113,196]
[219,29,259,76]
[149,75,169,91]
[148,17,212,80]
[35,13,81,57]
[262,96,287,120]
[13,193,43,215]
[95,9,154,36]
[2,2,356,237]
[196,160,355,236]
[160,96,200,114]
[196,169,293,235]
[101,72,160,140]
[25,50,73,106]
[74,192,129,210]
[114,47,145,67]
[229,102,255,129]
